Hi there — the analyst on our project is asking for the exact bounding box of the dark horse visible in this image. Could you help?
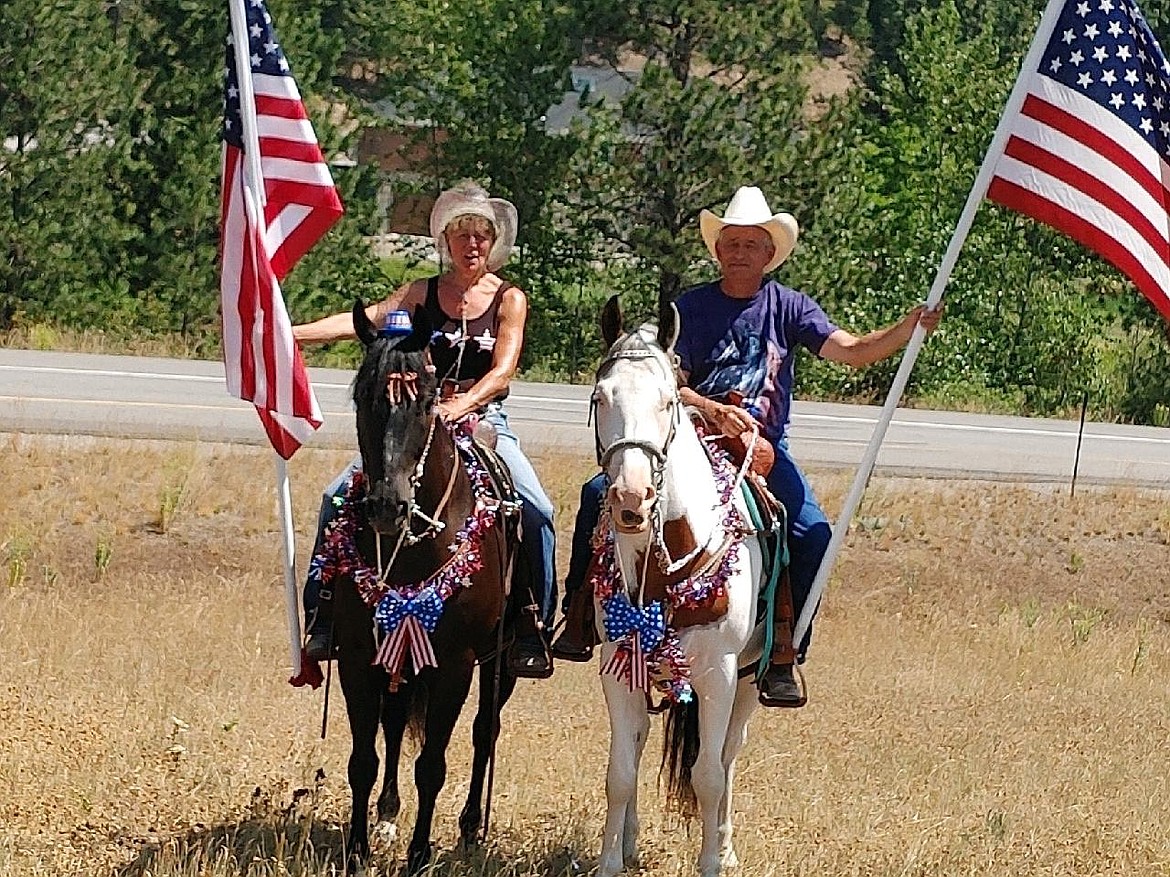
[331,301,521,875]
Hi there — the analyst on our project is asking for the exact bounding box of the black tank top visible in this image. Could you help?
[423,275,512,401]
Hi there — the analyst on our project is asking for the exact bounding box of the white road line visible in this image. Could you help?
[0,364,588,406]
[0,364,223,382]
[794,413,1170,445]
[6,362,1170,445]
[0,395,355,417]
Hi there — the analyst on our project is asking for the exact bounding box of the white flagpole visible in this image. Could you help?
[275,455,303,672]
[229,0,303,674]
[792,0,1069,649]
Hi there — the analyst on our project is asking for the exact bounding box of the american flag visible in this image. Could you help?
[988,0,1170,321]
[220,0,343,458]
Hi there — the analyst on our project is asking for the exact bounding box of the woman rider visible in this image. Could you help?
[292,181,556,677]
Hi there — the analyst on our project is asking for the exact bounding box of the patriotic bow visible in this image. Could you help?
[373,587,445,682]
[601,594,667,693]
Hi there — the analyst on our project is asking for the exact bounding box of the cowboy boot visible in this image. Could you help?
[508,601,553,679]
[550,585,597,662]
[759,571,805,707]
[304,585,335,662]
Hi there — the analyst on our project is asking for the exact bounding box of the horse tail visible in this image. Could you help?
[660,697,700,819]
[404,676,429,745]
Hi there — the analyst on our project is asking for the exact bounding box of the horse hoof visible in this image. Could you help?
[371,820,398,849]
[407,843,433,875]
[721,848,740,869]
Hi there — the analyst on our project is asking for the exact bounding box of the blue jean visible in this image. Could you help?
[304,403,557,632]
[563,438,830,661]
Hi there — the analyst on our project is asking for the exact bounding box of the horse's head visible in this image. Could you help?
[594,294,681,534]
[352,300,438,533]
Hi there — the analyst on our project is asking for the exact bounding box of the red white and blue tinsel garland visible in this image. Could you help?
[309,427,502,680]
[592,438,745,704]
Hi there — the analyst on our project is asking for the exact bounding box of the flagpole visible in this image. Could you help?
[275,455,303,672]
[229,0,303,674]
[792,0,1069,649]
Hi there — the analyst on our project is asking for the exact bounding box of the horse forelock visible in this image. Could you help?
[353,337,438,477]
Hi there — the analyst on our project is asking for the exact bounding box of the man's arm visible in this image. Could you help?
[818,304,943,369]
[679,383,756,436]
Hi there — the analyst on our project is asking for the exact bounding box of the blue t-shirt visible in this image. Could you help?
[675,280,838,442]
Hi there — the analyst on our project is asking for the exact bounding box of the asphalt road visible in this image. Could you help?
[3,348,1170,487]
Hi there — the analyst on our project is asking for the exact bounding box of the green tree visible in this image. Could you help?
[567,1,823,311]
[0,0,144,329]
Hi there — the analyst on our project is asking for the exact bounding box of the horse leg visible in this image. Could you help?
[690,657,738,877]
[459,656,518,847]
[622,704,650,868]
[338,659,383,876]
[371,687,410,847]
[407,661,475,875]
[716,677,760,870]
[598,673,649,877]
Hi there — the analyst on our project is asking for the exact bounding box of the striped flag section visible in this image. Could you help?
[220,0,343,458]
[988,0,1170,321]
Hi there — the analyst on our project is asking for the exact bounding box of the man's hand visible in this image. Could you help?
[912,302,944,335]
[710,401,755,437]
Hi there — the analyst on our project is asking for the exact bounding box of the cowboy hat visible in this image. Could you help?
[429,182,518,272]
[699,186,799,273]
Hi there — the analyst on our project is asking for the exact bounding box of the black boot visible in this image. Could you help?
[758,662,806,708]
[550,586,597,662]
[304,586,335,661]
[758,569,806,707]
[507,603,553,679]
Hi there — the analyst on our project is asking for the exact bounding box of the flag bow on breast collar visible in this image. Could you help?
[373,587,445,679]
[601,593,668,693]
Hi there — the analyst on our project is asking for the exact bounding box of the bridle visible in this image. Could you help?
[364,368,461,580]
[592,336,681,478]
[592,334,718,576]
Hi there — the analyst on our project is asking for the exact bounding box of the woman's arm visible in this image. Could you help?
[437,284,527,421]
[292,280,425,345]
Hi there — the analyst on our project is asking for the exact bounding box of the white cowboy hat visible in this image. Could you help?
[699,186,799,273]
[429,182,518,272]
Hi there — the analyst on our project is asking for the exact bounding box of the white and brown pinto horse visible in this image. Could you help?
[591,296,765,877]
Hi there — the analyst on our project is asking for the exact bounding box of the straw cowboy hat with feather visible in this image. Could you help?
[699,186,799,274]
[430,182,518,272]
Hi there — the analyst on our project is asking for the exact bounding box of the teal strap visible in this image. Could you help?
[739,481,788,682]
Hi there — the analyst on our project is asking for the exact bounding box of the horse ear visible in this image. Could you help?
[405,305,432,351]
[657,301,680,352]
[601,294,623,349]
[353,299,378,346]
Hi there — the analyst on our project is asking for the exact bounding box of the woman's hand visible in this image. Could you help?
[436,396,467,423]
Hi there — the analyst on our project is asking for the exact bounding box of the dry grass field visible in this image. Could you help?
[3,435,1170,877]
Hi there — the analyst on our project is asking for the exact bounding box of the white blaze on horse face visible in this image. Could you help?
[596,360,674,534]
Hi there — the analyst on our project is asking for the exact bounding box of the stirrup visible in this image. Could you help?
[508,635,554,679]
[757,662,807,709]
[304,631,335,662]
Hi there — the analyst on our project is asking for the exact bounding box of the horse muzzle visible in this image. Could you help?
[607,483,655,534]
[361,482,409,534]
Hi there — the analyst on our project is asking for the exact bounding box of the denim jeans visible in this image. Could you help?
[304,403,557,630]
[562,438,830,661]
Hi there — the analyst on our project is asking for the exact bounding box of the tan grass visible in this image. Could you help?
[2,436,1169,876]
